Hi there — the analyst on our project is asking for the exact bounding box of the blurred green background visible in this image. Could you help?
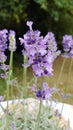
[0,0,73,104]
[0,0,73,47]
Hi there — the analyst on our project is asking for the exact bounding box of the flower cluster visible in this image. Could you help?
[0,29,8,63]
[0,29,8,78]
[19,21,60,76]
[0,29,8,52]
[62,35,73,57]
[32,82,52,100]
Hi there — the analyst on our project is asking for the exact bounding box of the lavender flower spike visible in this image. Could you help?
[62,34,73,57]
[32,82,52,100]
[0,29,8,51]
[9,30,16,51]
[62,35,73,52]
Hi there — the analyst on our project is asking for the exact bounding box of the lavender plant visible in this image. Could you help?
[0,21,72,130]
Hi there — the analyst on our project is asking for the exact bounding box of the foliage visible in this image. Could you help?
[34,0,73,40]
[0,0,29,23]
[0,0,73,49]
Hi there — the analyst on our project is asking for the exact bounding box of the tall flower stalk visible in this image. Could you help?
[58,58,73,123]
[8,30,16,99]
[55,58,66,88]
[23,55,27,96]
[55,34,73,88]
[35,101,42,130]
[61,34,73,92]
[0,29,8,79]
[57,35,73,121]
[6,30,16,128]
[19,21,61,129]
[32,82,52,130]
[0,29,9,128]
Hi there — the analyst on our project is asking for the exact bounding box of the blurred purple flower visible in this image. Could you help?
[32,82,52,100]
[54,109,61,117]
[0,29,9,79]
[11,122,15,130]
[12,79,17,86]
[62,35,73,50]
[44,32,57,52]
[0,64,9,71]
[44,32,61,61]
[61,93,72,100]
[62,34,73,57]
[0,52,7,63]
[9,30,16,51]
[0,29,8,52]
[0,72,8,79]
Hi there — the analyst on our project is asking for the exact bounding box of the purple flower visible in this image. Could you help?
[32,64,44,76]
[44,32,57,52]
[0,64,9,71]
[0,29,9,79]
[0,52,7,63]
[61,93,72,99]
[55,109,61,117]
[32,53,53,77]
[0,29,8,52]
[62,35,73,50]
[62,34,73,57]
[19,21,60,76]
[22,30,41,46]
[43,32,61,60]
[10,122,15,130]
[12,79,17,86]
[19,21,43,57]
[0,72,8,79]
[19,21,46,69]
[9,30,16,51]
[32,82,52,100]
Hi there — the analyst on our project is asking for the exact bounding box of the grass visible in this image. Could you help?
[0,53,73,105]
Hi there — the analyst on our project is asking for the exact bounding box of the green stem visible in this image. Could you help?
[6,51,13,129]
[35,101,42,130]
[23,67,27,87]
[6,79,10,129]
[55,58,66,87]
[10,51,14,99]
[23,56,27,94]
[23,56,28,129]
[59,58,73,120]
[9,51,13,71]
[23,67,27,99]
